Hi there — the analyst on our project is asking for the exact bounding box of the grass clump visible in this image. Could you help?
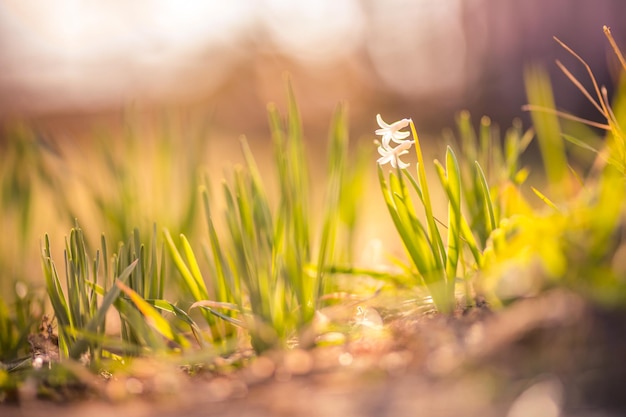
[375,26,626,313]
[0,282,44,364]
[166,83,360,352]
[41,223,200,365]
[375,113,532,313]
[482,26,626,306]
[0,82,365,395]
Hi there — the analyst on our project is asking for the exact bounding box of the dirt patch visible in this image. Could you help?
[2,290,625,417]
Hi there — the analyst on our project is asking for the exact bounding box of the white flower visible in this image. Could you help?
[377,139,414,169]
[375,114,411,148]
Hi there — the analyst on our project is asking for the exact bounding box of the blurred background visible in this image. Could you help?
[1,0,626,292]
[1,0,625,137]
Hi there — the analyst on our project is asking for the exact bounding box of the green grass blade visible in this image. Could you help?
[531,186,561,211]
[201,186,237,303]
[68,259,138,359]
[41,235,72,357]
[149,224,160,300]
[377,167,436,282]
[149,299,203,337]
[316,103,349,299]
[442,148,462,298]
[190,301,246,327]
[525,65,572,199]
[116,280,190,349]
[180,234,209,298]
[409,121,445,270]
[474,161,497,234]
[163,229,204,301]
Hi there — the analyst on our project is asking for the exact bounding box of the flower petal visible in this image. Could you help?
[390,130,411,143]
[376,140,414,169]
[376,114,390,129]
[375,114,412,149]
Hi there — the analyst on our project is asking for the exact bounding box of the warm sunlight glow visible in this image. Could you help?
[365,0,468,98]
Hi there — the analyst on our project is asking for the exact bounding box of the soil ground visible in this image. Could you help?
[2,289,625,417]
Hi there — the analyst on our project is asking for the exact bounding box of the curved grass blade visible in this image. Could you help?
[190,301,246,328]
[116,280,190,349]
[148,299,207,348]
[163,229,207,301]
